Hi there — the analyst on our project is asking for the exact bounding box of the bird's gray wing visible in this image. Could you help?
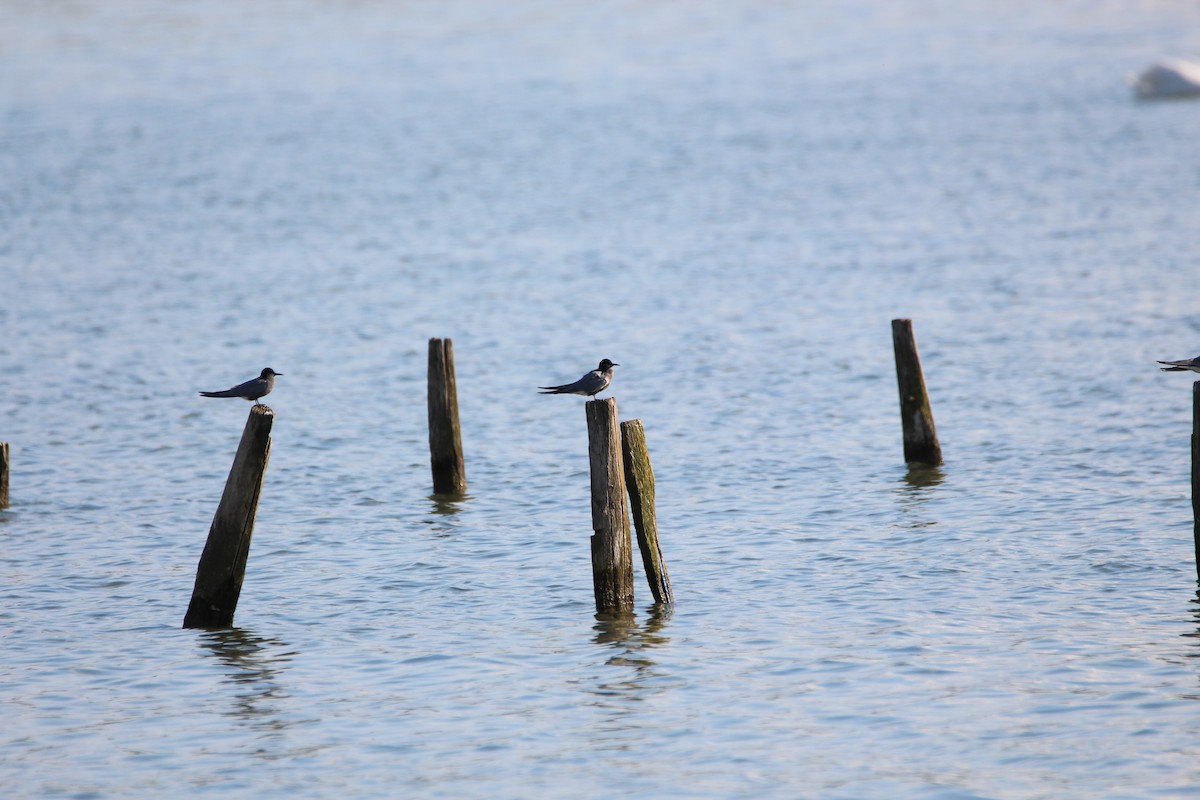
[539,377,583,393]
[576,371,606,393]
[540,370,603,394]
[200,377,261,397]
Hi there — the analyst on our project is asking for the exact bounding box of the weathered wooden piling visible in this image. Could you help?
[587,398,634,613]
[1192,382,1200,582]
[0,442,9,508]
[620,419,673,604]
[427,337,467,495]
[892,318,943,466]
[183,405,274,629]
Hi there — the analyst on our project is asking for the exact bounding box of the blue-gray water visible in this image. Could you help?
[4,2,1200,797]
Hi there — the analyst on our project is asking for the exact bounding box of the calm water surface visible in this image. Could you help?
[5,1,1200,797]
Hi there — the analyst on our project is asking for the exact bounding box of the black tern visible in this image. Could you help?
[539,359,619,398]
[199,368,282,403]
[1157,357,1200,373]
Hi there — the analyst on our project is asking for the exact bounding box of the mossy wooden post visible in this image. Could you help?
[1192,381,1200,582]
[620,419,673,604]
[183,405,273,629]
[0,442,9,508]
[428,337,467,495]
[587,398,634,613]
[892,318,943,466]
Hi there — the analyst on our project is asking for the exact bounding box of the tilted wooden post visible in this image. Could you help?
[184,405,273,629]
[620,419,673,604]
[892,318,943,466]
[428,337,467,495]
[0,442,9,509]
[1192,382,1200,582]
[587,398,634,613]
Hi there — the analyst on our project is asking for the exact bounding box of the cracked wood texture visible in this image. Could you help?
[621,419,673,604]
[587,398,634,612]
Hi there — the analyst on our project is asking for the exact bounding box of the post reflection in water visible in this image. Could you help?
[422,492,471,537]
[585,605,676,740]
[428,493,470,517]
[197,627,297,731]
[892,463,946,536]
[900,463,946,492]
[1179,591,1200,701]
[592,606,672,653]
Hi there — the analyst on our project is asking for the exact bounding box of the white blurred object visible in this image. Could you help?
[1132,58,1200,100]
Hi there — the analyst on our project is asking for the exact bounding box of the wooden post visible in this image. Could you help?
[0,442,9,509]
[427,337,467,495]
[587,398,634,613]
[1193,382,1200,582]
[620,419,673,604]
[184,405,274,629]
[892,318,943,466]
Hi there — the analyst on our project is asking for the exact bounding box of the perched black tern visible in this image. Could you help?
[539,359,619,398]
[199,368,282,403]
[1157,357,1200,373]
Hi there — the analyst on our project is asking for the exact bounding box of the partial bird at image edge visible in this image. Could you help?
[1158,357,1200,373]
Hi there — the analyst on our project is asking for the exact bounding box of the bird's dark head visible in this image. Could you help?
[598,359,618,371]
[261,368,282,377]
